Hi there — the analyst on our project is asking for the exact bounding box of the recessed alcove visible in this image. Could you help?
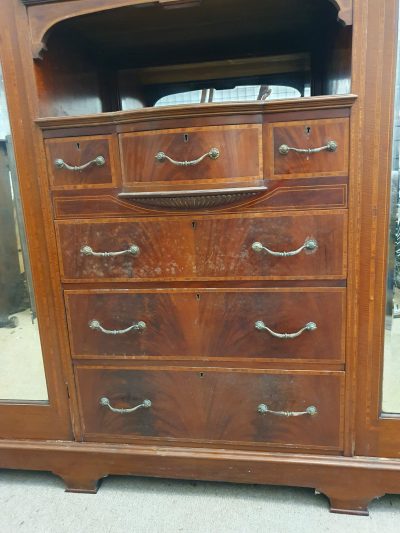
[32,0,352,117]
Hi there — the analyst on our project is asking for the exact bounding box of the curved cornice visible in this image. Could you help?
[328,0,352,26]
[23,0,352,60]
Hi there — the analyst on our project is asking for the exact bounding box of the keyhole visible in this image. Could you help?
[305,126,311,136]
[192,221,197,229]
[199,372,204,378]
[196,293,201,301]
[76,142,80,150]
[184,133,189,143]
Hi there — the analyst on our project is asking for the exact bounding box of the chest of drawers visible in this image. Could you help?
[37,99,353,457]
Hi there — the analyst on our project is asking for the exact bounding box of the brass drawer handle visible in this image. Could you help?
[89,319,146,335]
[54,155,105,171]
[257,404,318,417]
[80,244,140,257]
[255,320,317,339]
[278,140,337,155]
[155,147,220,166]
[252,238,318,257]
[100,397,152,414]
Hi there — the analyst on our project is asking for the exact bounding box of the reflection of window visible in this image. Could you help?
[155,85,307,108]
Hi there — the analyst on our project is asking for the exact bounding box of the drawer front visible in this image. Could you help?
[76,366,344,450]
[45,135,118,189]
[266,118,349,179]
[56,211,347,281]
[66,288,345,363]
[120,125,262,187]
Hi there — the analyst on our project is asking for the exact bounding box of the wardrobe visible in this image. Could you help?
[0,0,400,516]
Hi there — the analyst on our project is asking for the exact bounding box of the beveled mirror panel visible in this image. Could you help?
[382,28,400,414]
[0,64,48,401]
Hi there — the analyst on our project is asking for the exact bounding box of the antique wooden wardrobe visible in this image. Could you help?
[1,0,400,516]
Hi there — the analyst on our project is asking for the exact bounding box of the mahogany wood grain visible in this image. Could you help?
[65,288,345,363]
[266,118,349,179]
[45,134,119,189]
[35,96,356,132]
[75,365,344,451]
[56,211,347,282]
[120,125,262,188]
[51,178,348,219]
[194,211,347,280]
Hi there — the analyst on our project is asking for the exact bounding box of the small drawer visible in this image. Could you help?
[45,134,118,189]
[76,366,344,451]
[66,288,345,363]
[56,211,347,281]
[120,124,262,188]
[265,118,349,179]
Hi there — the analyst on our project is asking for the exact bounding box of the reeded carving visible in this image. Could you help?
[124,191,262,210]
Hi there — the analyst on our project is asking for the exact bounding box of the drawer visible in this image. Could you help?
[76,366,344,451]
[265,118,349,179]
[66,288,346,363]
[45,134,119,189]
[56,211,347,281]
[120,125,262,187]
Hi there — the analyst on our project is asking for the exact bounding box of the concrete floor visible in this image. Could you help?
[0,470,399,533]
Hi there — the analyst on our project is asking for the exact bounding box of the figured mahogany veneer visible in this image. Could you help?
[75,365,344,451]
[266,118,349,179]
[65,288,345,363]
[120,124,263,190]
[56,210,347,282]
[52,181,348,218]
[45,134,119,189]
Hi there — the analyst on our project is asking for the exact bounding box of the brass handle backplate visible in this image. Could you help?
[80,244,140,258]
[278,140,337,155]
[100,397,152,414]
[255,321,317,339]
[54,155,105,171]
[155,147,220,166]
[252,238,318,257]
[257,404,318,417]
[89,319,146,335]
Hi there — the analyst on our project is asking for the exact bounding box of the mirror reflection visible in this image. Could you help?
[154,85,309,107]
[382,28,400,413]
[0,64,48,401]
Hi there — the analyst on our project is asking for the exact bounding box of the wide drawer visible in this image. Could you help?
[76,366,344,451]
[120,125,262,188]
[56,211,347,281]
[45,134,118,189]
[66,288,345,363]
[265,118,349,179]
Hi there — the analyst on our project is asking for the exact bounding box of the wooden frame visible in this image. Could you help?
[0,0,74,439]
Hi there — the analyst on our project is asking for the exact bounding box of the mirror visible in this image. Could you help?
[382,28,400,414]
[0,64,48,402]
[154,85,308,107]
